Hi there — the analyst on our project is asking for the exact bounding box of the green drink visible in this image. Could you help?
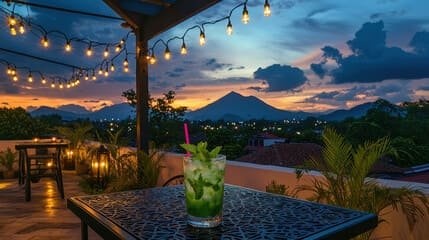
[181,142,226,228]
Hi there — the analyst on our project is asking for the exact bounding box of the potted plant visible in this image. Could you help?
[0,148,17,179]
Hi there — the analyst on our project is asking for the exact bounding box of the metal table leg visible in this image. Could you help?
[81,220,88,240]
[24,150,31,201]
[56,147,65,199]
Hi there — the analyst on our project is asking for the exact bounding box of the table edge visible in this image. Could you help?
[67,197,137,240]
[304,213,378,240]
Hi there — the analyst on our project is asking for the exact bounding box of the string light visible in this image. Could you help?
[27,73,33,82]
[180,41,187,55]
[12,74,18,81]
[115,43,122,52]
[124,66,129,72]
[9,24,17,36]
[41,35,49,48]
[65,41,72,52]
[66,82,71,88]
[199,30,206,46]
[84,72,89,80]
[104,47,109,58]
[86,45,93,56]
[149,52,156,65]
[264,0,271,17]
[110,62,115,72]
[41,77,47,84]
[104,65,109,77]
[6,66,12,75]
[164,46,171,60]
[92,71,97,80]
[242,4,249,24]
[51,82,55,88]
[123,58,129,67]
[8,15,17,26]
[226,19,233,35]
[98,66,103,75]
[18,21,25,34]
[59,83,64,89]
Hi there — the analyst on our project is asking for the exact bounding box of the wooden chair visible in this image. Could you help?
[162,174,185,187]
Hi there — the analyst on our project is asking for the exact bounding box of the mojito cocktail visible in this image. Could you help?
[183,154,226,228]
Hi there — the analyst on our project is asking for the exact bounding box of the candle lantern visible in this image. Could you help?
[92,145,109,185]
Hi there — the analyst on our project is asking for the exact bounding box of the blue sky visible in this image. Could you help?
[0,0,428,112]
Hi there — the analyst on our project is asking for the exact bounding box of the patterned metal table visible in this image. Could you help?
[67,185,377,240]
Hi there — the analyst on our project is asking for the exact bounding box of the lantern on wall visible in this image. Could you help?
[92,145,109,185]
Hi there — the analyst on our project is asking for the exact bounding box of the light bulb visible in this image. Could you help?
[66,83,71,88]
[84,73,89,80]
[180,42,187,55]
[124,67,129,73]
[123,58,129,67]
[6,67,12,75]
[59,83,64,89]
[98,68,103,75]
[92,73,97,80]
[103,47,109,58]
[86,46,93,56]
[149,53,156,65]
[8,15,17,26]
[28,73,33,82]
[71,82,76,87]
[18,22,25,34]
[76,79,80,84]
[104,66,109,77]
[10,25,17,36]
[12,75,18,81]
[11,69,16,75]
[199,30,206,46]
[227,20,233,35]
[41,36,49,48]
[242,5,249,24]
[146,53,151,60]
[120,39,125,45]
[115,44,121,52]
[110,63,115,72]
[164,46,171,60]
[264,0,271,17]
[51,82,55,88]
[65,41,72,52]
[41,77,47,84]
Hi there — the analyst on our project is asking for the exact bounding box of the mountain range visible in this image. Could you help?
[28,92,403,121]
[30,103,134,121]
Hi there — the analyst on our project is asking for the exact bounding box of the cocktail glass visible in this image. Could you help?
[183,154,226,228]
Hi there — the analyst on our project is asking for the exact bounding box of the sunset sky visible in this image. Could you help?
[1,0,429,112]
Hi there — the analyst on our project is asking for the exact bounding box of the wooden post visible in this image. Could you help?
[135,27,150,155]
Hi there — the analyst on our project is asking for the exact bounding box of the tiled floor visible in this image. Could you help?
[0,171,101,240]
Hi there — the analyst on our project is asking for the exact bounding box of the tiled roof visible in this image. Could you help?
[237,143,406,175]
[397,172,429,184]
[237,143,323,167]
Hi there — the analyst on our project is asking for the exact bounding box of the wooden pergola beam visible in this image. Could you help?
[142,0,221,39]
[103,0,143,28]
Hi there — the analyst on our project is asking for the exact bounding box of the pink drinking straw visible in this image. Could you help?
[184,123,190,156]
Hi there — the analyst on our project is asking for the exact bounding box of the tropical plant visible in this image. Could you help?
[296,128,429,240]
[0,148,16,170]
[57,122,93,148]
[266,180,291,196]
[106,150,164,192]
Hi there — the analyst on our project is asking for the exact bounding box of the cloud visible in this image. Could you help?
[311,21,429,83]
[310,63,326,79]
[247,86,264,92]
[84,100,101,103]
[302,91,341,103]
[228,66,245,71]
[204,58,233,71]
[253,64,308,92]
[2,102,9,105]
[418,86,429,91]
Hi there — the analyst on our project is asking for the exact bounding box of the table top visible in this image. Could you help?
[67,185,377,240]
[15,141,69,149]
